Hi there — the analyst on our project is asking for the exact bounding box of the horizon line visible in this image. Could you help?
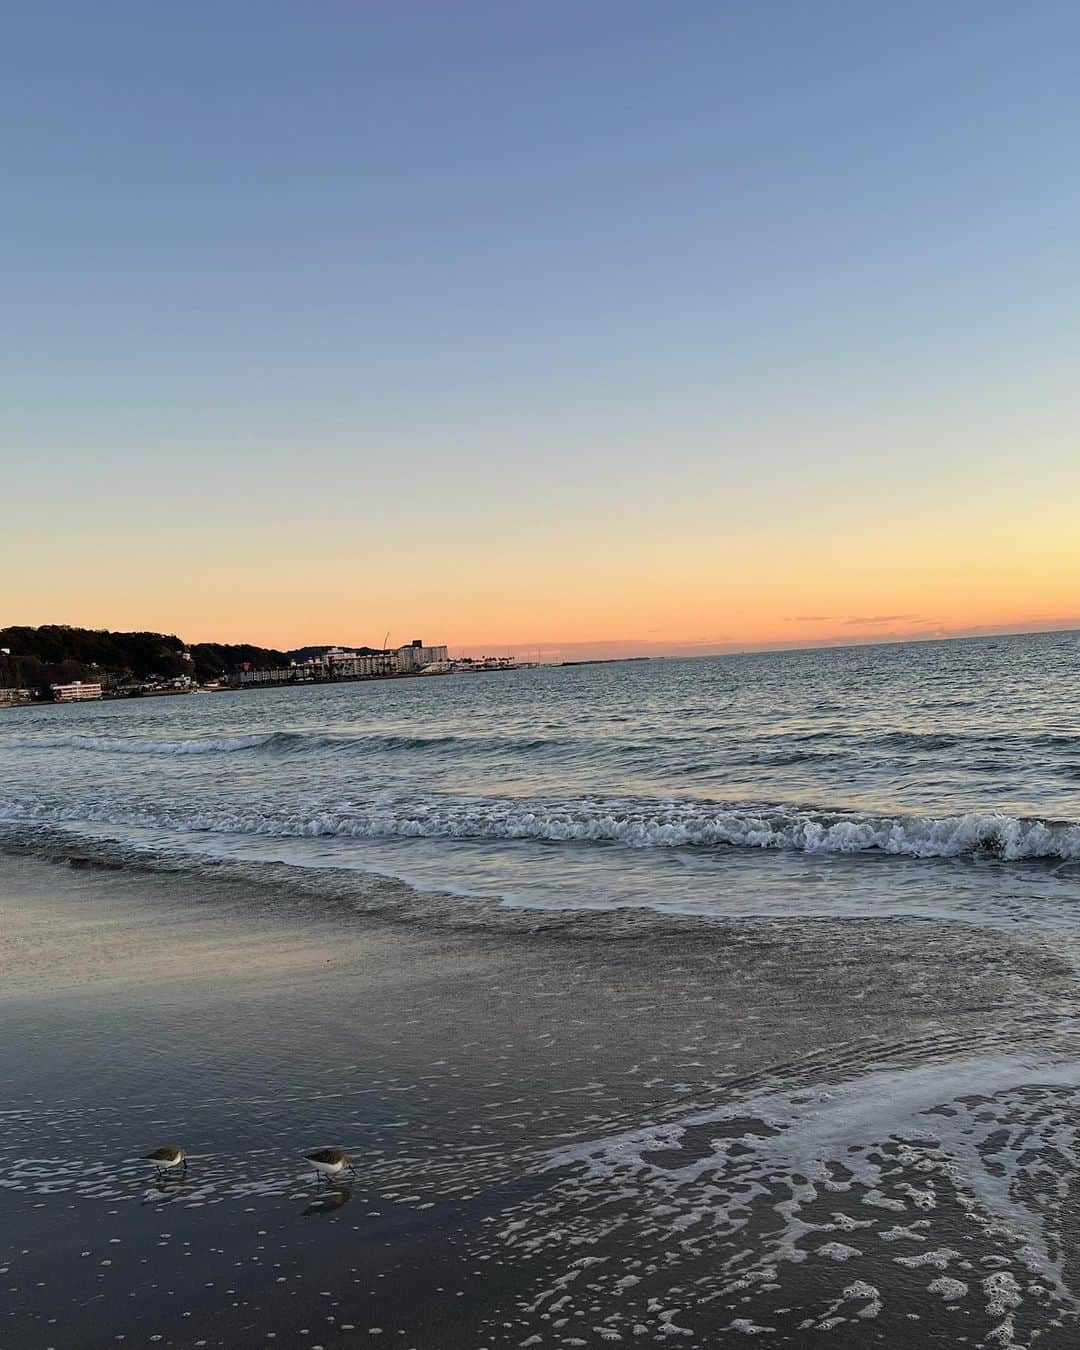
[465,620,1080,661]
[6,617,1080,663]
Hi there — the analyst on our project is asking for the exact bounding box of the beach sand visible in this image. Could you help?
[3,847,1078,1347]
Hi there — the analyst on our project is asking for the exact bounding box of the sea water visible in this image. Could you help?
[2,629,1079,940]
[5,629,1080,1344]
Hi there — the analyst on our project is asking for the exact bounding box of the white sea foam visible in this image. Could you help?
[483,1054,1080,1342]
[551,1056,1080,1282]
[3,795,1079,863]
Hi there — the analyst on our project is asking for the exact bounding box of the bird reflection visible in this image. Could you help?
[302,1183,352,1217]
[142,1173,187,1205]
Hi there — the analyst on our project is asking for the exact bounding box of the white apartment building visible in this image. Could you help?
[237,666,318,685]
[52,681,103,702]
[322,643,448,676]
[359,653,399,676]
[325,652,399,677]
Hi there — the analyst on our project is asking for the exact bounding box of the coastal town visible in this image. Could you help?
[0,633,523,706]
[229,639,523,689]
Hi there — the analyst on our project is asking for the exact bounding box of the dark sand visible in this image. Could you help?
[2,848,1079,1347]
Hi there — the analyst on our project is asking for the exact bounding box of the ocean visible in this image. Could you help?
[2,628,1079,933]
[4,628,1080,1347]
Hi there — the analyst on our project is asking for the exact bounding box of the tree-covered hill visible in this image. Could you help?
[0,625,292,692]
[187,641,290,683]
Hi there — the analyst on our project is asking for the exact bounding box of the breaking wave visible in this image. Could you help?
[3,796,1080,863]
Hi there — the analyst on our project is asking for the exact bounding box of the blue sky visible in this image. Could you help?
[3,2,1079,652]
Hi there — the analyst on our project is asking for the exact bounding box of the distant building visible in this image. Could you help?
[0,688,33,708]
[452,656,518,672]
[357,653,398,676]
[230,637,451,688]
[320,644,453,677]
[318,649,401,678]
[319,648,363,677]
[396,639,449,672]
[52,681,103,702]
[237,666,316,686]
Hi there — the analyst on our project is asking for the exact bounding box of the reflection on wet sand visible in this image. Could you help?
[303,1183,352,1216]
[141,1173,187,1205]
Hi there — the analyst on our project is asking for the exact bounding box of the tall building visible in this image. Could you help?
[396,639,449,671]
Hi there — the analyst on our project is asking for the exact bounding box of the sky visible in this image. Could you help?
[3,1,1079,658]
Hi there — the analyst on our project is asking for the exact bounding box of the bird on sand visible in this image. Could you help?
[143,1146,187,1177]
[304,1146,355,1182]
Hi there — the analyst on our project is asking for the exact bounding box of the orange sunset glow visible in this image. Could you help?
[10,466,1079,657]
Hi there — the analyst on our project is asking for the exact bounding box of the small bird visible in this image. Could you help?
[143,1146,187,1177]
[304,1146,354,1182]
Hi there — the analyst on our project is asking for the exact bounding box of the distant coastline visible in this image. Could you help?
[0,625,525,706]
[6,622,1080,709]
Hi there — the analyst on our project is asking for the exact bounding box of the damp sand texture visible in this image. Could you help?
[3,850,1080,1347]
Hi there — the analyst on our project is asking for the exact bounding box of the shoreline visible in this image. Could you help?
[1,658,530,713]
[5,817,1076,959]
[4,843,1080,1344]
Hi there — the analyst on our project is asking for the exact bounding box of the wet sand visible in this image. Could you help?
[3,848,1079,1347]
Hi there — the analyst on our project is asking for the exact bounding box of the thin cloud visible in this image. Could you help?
[843,614,922,626]
[787,615,834,622]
